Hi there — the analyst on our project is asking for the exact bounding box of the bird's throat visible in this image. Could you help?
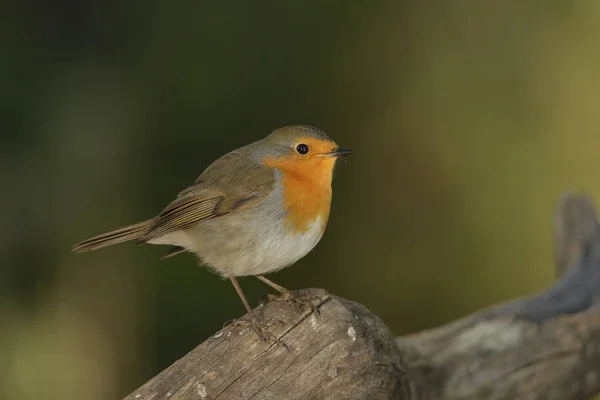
[264,157,334,234]
[279,171,332,234]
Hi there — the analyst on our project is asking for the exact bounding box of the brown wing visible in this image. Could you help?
[139,145,275,242]
[138,189,225,241]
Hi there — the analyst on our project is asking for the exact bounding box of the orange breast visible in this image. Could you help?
[264,156,335,234]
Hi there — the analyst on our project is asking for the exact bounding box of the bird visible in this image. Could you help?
[72,125,351,340]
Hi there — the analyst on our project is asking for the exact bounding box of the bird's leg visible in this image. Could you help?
[256,275,321,315]
[228,275,287,348]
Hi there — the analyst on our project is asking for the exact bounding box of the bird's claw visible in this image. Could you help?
[266,292,322,316]
[227,315,290,351]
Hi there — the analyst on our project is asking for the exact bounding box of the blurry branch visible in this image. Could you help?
[123,193,600,400]
[554,193,599,277]
[397,192,600,399]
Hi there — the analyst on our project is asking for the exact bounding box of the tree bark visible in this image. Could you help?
[124,290,411,400]
[124,193,600,400]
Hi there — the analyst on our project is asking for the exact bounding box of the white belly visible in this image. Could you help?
[226,215,325,276]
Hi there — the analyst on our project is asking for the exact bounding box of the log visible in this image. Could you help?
[123,192,600,400]
[124,290,412,400]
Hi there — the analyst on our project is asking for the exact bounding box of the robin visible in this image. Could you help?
[72,125,351,340]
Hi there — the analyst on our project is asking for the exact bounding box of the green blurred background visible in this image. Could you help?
[3,1,600,399]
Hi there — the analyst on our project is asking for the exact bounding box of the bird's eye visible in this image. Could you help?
[296,144,309,155]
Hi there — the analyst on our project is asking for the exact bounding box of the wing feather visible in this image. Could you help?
[138,188,268,243]
[138,147,275,243]
[138,191,224,241]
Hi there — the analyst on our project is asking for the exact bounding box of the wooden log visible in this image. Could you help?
[124,289,412,400]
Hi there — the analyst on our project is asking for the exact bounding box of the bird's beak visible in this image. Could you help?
[325,148,352,158]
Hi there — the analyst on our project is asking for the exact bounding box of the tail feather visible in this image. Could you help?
[72,219,154,253]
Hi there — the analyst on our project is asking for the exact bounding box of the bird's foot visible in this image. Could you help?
[265,291,322,316]
[227,314,289,351]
